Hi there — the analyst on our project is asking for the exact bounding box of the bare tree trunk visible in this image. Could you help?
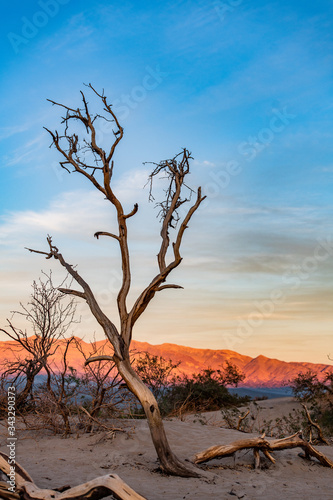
[45,362,71,436]
[27,86,207,477]
[16,360,45,410]
[86,387,107,432]
[16,374,35,409]
[116,357,200,477]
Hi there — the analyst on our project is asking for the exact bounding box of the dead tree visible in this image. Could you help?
[0,273,76,410]
[26,85,206,477]
[40,337,76,435]
[74,338,124,432]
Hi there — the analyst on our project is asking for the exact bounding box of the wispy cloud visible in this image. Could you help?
[1,0,332,362]
[3,134,46,168]
[0,167,155,248]
[321,166,333,173]
[40,12,96,55]
[0,123,32,141]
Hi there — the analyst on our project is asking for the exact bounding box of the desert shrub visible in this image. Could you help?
[162,364,248,415]
[221,401,273,434]
[135,352,180,401]
[0,338,133,435]
[289,369,333,438]
[272,409,307,438]
[166,374,232,413]
[134,353,247,416]
[319,406,333,435]
[221,407,252,431]
[289,370,333,401]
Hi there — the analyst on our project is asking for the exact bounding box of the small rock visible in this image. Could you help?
[229,484,246,498]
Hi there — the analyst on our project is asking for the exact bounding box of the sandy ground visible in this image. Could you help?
[1,397,332,500]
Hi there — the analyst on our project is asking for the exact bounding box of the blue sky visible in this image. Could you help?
[0,0,332,363]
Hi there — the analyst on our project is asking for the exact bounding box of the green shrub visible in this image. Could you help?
[161,365,248,415]
[135,352,248,416]
[290,369,333,438]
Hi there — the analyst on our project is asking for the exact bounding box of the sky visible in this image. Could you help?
[0,0,332,364]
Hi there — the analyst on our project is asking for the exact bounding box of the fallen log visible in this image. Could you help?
[0,452,147,500]
[194,431,333,469]
[0,482,20,500]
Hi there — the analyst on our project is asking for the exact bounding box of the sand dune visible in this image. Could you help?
[1,397,332,500]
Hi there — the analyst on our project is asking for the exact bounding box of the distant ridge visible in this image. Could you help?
[0,337,332,388]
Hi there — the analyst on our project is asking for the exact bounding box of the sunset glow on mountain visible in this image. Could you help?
[1,337,331,388]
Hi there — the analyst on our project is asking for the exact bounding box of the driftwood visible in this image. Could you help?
[0,452,146,500]
[194,431,333,469]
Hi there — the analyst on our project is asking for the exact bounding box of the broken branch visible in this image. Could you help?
[94,231,120,241]
[157,284,184,291]
[85,355,114,365]
[58,288,87,299]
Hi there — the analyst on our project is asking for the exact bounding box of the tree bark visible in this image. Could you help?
[16,374,35,409]
[115,357,201,477]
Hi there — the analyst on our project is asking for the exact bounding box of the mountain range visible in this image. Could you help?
[1,337,332,387]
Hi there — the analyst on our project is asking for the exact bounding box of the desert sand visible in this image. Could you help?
[1,397,332,500]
